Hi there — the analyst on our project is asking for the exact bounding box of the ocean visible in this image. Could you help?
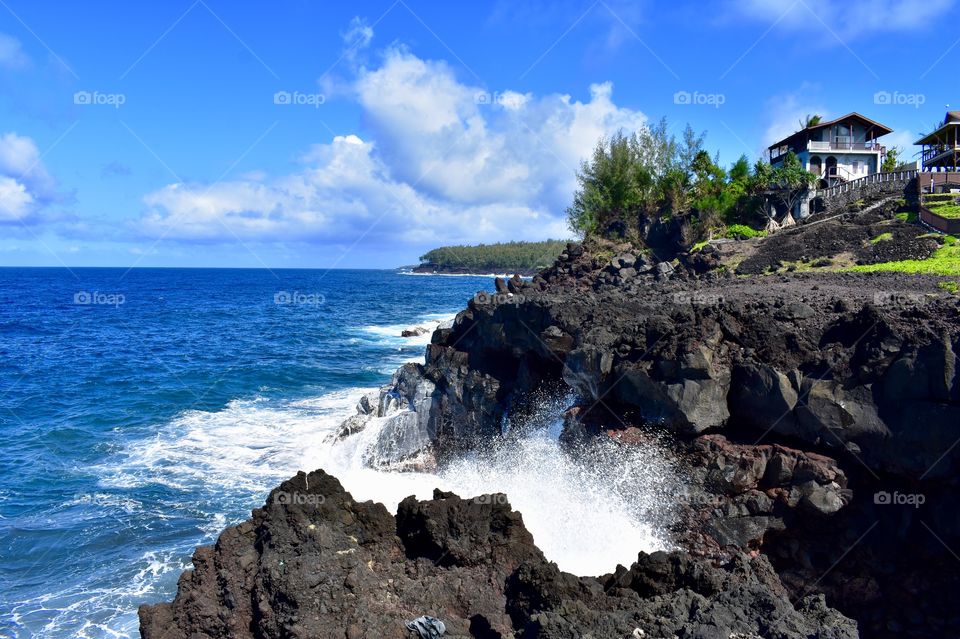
[0,268,675,638]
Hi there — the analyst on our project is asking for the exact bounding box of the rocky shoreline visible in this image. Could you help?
[409,264,539,277]
[142,235,960,638]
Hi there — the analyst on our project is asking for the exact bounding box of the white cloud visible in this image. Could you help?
[352,48,645,207]
[342,17,374,52]
[0,132,56,223]
[734,0,954,39]
[761,86,829,147]
[136,48,647,247]
[0,176,34,221]
[0,33,30,70]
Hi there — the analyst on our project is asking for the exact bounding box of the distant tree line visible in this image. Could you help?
[419,240,569,272]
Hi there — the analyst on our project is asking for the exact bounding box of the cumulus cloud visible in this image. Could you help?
[0,33,30,70]
[0,132,56,223]
[0,177,34,221]
[135,47,647,247]
[352,49,645,207]
[734,0,954,39]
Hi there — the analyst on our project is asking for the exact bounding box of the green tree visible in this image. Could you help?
[419,240,569,272]
[881,146,902,172]
[567,120,774,241]
[566,132,648,235]
[767,152,817,218]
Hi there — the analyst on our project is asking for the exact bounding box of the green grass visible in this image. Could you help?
[939,281,960,294]
[926,203,960,219]
[690,239,710,252]
[725,224,767,240]
[846,236,960,276]
[894,211,920,222]
[870,232,893,244]
[921,194,960,220]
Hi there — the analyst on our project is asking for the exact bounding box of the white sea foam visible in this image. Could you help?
[75,376,678,638]
[103,385,677,578]
[359,312,457,348]
[99,389,368,497]
[320,394,679,576]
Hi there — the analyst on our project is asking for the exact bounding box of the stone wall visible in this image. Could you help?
[810,175,918,216]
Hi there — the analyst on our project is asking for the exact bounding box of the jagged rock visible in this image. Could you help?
[654,261,674,277]
[612,253,636,269]
[357,391,379,415]
[141,469,858,639]
[322,243,960,637]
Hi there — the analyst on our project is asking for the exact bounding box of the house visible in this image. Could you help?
[767,113,893,186]
[915,111,960,172]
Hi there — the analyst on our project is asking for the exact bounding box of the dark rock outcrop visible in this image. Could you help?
[329,240,960,637]
[140,469,858,639]
[162,238,960,639]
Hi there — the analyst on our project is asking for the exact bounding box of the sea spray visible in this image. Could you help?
[325,390,682,576]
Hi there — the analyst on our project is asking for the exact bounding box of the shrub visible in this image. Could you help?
[726,224,766,239]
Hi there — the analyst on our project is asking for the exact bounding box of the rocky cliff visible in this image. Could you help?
[329,239,960,637]
[143,238,960,638]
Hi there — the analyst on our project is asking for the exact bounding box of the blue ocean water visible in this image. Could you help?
[0,268,493,638]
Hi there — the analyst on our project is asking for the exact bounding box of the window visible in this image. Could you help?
[852,160,861,174]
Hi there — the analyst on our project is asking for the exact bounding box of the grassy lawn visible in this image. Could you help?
[846,236,960,276]
[926,203,960,219]
[922,194,960,219]
[870,232,893,244]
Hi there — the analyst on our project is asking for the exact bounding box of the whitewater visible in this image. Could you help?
[0,268,680,639]
[81,320,681,637]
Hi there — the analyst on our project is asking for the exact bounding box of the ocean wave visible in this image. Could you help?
[73,380,676,635]
[98,389,370,495]
[358,312,457,348]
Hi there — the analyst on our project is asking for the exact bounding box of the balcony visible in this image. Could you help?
[921,145,960,167]
[770,139,886,163]
[808,139,885,153]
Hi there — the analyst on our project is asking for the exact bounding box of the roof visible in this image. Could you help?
[767,112,894,150]
[914,112,960,145]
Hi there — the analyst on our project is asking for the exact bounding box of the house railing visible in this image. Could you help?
[771,140,886,161]
[921,145,960,164]
[814,170,918,199]
[808,140,885,153]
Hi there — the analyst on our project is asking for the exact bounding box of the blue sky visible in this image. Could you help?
[0,0,955,268]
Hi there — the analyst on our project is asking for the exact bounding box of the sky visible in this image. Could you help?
[0,0,956,268]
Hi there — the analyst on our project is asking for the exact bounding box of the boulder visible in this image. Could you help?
[141,470,858,639]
